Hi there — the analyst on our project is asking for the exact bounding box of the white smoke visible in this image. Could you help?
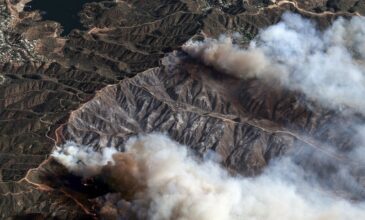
[51,141,118,178]
[50,13,365,220]
[53,134,365,220]
[183,13,365,113]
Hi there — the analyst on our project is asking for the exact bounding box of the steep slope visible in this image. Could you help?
[0,0,364,218]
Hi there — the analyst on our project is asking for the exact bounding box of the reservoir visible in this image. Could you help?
[24,0,100,36]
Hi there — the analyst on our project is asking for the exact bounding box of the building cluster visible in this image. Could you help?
[0,2,47,64]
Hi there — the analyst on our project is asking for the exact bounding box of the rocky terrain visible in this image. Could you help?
[0,0,365,219]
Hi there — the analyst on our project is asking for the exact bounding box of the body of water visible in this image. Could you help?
[24,0,101,36]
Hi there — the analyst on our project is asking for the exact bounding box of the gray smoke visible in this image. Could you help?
[182,13,365,203]
[183,13,365,112]
[51,13,365,220]
[52,134,365,220]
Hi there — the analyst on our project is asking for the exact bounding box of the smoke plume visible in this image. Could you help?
[52,134,365,220]
[51,141,118,178]
[51,13,365,220]
[183,13,365,112]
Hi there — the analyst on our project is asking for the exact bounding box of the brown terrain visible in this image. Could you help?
[0,0,365,219]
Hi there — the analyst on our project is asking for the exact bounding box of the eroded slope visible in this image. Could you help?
[1,0,364,218]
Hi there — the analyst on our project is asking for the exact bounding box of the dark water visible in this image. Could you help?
[24,0,101,36]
